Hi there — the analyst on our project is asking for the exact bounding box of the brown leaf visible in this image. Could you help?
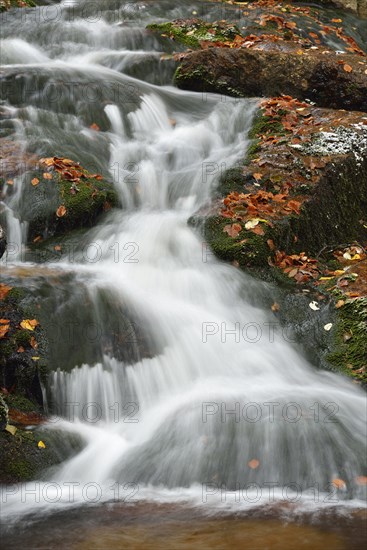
[31,177,40,186]
[248,459,260,469]
[343,64,353,72]
[0,284,12,300]
[17,346,25,353]
[0,324,10,339]
[56,205,67,218]
[224,223,242,238]
[335,299,345,309]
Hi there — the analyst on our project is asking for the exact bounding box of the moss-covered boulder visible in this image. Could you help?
[0,0,35,12]
[0,284,48,405]
[175,46,367,112]
[147,19,241,49]
[191,96,367,382]
[18,157,119,243]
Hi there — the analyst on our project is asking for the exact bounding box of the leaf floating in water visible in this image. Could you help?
[56,205,67,218]
[309,301,320,311]
[248,459,260,469]
[332,478,346,489]
[356,476,367,486]
[38,440,46,449]
[20,319,39,331]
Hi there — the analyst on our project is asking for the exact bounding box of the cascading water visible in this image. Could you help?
[1,0,366,526]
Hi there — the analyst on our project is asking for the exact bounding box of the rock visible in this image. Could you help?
[190,97,367,382]
[175,47,367,112]
[0,224,6,259]
[0,0,36,11]
[9,156,119,244]
[0,394,9,430]
[305,0,367,18]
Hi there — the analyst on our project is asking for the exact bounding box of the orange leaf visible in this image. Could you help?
[0,284,12,300]
[343,64,352,73]
[7,179,14,186]
[90,123,100,131]
[332,478,346,489]
[253,173,263,180]
[43,172,53,180]
[248,459,260,469]
[54,245,62,252]
[17,346,25,353]
[356,476,367,486]
[0,324,10,339]
[30,336,38,349]
[224,223,242,238]
[271,302,280,312]
[56,205,67,218]
[31,178,40,186]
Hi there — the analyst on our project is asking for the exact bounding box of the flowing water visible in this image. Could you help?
[0,0,367,546]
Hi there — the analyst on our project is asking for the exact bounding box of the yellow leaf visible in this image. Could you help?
[333,270,345,276]
[20,319,39,331]
[335,299,345,309]
[43,172,53,180]
[31,356,40,361]
[319,276,333,281]
[38,440,46,449]
[5,424,17,436]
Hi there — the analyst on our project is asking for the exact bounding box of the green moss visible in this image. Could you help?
[5,393,39,412]
[14,329,32,347]
[327,297,367,383]
[0,0,35,11]
[217,167,246,197]
[147,19,240,50]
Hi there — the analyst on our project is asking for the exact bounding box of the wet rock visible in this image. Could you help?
[175,47,367,112]
[9,156,119,243]
[0,224,6,258]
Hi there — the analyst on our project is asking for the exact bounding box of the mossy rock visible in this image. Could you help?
[327,297,367,384]
[147,19,241,50]
[19,162,119,243]
[0,426,84,483]
[0,0,35,12]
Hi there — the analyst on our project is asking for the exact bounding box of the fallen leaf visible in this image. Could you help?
[248,459,260,469]
[20,319,39,331]
[31,177,40,186]
[253,173,263,180]
[54,245,62,252]
[17,346,25,353]
[224,223,242,238]
[335,299,345,308]
[343,64,352,73]
[38,440,46,449]
[324,323,333,331]
[30,336,38,349]
[309,301,320,311]
[356,476,367,486]
[7,179,14,186]
[332,478,346,489]
[343,331,353,342]
[56,205,67,218]
[5,424,17,436]
[0,324,10,339]
[33,235,42,243]
[0,284,12,300]
[245,219,260,230]
[90,123,100,131]
[271,302,280,312]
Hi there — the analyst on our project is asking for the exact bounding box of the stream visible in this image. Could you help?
[0,1,366,548]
